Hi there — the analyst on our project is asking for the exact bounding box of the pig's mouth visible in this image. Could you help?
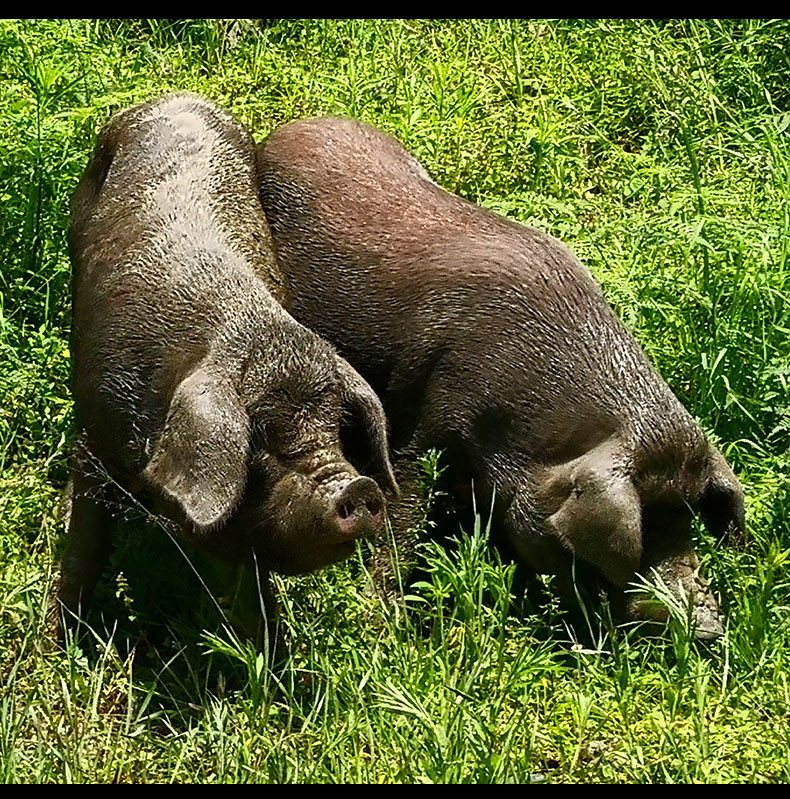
[256,515,366,573]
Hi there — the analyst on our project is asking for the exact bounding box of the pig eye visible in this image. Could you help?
[305,384,337,414]
[253,414,309,461]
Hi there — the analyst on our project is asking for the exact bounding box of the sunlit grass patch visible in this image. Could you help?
[0,18,788,783]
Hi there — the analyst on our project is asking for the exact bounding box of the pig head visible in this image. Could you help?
[256,115,745,638]
[509,429,743,638]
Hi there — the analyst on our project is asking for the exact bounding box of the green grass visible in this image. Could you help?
[1,18,789,783]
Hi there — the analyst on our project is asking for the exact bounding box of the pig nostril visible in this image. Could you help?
[365,498,381,516]
[334,477,384,526]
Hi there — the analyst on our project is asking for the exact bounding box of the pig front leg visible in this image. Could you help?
[48,468,116,642]
[368,455,431,602]
[221,561,281,655]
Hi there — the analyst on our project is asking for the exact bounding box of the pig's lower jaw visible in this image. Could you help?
[254,535,361,576]
[625,551,725,640]
[332,540,356,558]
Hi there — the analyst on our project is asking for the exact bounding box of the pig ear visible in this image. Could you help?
[533,440,642,587]
[143,368,250,531]
[336,356,399,497]
[699,446,745,544]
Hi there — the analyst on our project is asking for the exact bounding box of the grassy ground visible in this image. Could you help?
[1,19,789,783]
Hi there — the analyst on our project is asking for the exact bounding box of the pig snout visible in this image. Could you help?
[332,476,383,542]
[626,553,724,641]
[236,466,387,575]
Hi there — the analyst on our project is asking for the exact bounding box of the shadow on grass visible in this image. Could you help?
[58,513,284,729]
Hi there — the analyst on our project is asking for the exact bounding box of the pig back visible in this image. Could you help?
[257,116,692,464]
[70,94,282,478]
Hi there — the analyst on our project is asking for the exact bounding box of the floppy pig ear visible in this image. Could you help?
[699,446,745,544]
[143,368,250,531]
[336,355,399,497]
[534,439,642,587]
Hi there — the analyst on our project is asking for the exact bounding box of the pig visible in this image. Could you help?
[54,96,396,636]
[256,116,745,639]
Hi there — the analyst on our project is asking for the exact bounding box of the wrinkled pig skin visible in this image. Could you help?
[256,116,745,639]
[54,96,397,637]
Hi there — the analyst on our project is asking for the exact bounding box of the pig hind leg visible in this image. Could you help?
[49,467,116,642]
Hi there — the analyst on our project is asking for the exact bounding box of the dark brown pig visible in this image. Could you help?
[55,96,396,635]
[256,116,745,639]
